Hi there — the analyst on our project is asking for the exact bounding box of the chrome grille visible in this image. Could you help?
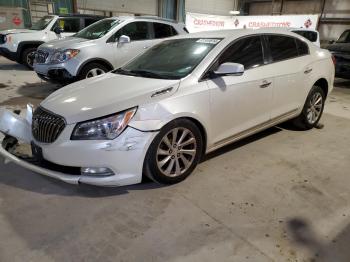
[32,107,66,143]
[35,50,49,64]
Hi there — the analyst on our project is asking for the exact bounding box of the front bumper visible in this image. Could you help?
[333,53,350,79]
[0,47,18,61]
[0,108,158,187]
[34,58,81,84]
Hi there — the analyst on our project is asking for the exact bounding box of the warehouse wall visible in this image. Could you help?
[77,0,158,16]
[185,0,235,16]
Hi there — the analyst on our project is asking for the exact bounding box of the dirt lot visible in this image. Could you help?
[0,56,350,262]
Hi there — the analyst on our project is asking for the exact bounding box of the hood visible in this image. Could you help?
[326,43,350,53]
[41,73,180,124]
[39,37,94,51]
[0,28,37,35]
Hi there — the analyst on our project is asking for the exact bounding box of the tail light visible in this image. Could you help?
[331,55,336,66]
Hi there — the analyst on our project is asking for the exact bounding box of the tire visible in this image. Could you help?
[292,85,325,130]
[143,119,203,185]
[79,63,109,79]
[21,47,37,69]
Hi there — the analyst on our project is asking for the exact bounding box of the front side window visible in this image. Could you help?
[267,35,298,62]
[153,22,177,39]
[115,38,221,79]
[75,19,121,40]
[114,22,150,41]
[292,30,317,42]
[337,30,350,43]
[30,16,54,30]
[54,18,80,33]
[217,36,264,70]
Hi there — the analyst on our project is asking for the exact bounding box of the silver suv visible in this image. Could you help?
[0,14,104,69]
[34,16,188,84]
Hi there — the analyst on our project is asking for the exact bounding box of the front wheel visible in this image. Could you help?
[292,85,325,130]
[21,47,37,69]
[79,63,108,79]
[143,119,203,185]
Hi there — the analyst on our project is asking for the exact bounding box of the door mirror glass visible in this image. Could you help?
[53,26,63,34]
[213,62,244,76]
[118,35,130,44]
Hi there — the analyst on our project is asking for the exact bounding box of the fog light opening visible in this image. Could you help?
[81,167,114,176]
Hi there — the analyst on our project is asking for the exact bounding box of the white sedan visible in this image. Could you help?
[0,28,334,186]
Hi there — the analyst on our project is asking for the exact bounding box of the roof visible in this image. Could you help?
[107,15,179,24]
[55,14,106,18]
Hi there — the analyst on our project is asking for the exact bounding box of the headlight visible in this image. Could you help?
[71,107,137,140]
[50,49,79,63]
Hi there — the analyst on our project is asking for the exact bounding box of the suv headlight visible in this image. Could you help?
[50,49,79,63]
[71,107,137,140]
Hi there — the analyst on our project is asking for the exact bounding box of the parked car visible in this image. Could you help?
[289,28,320,47]
[326,29,350,79]
[0,14,104,69]
[34,16,188,84]
[0,28,334,187]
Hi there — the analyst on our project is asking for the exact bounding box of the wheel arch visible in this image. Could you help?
[313,78,329,98]
[17,41,44,61]
[77,58,114,76]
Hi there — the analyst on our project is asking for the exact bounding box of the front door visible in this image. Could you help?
[206,36,273,145]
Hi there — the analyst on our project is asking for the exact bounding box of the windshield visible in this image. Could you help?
[30,16,54,30]
[74,19,121,40]
[115,38,222,80]
[337,30,350,43]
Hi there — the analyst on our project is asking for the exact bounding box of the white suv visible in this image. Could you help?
[33,16,188,84]
[0,28,334,187]
[0,14,104,68]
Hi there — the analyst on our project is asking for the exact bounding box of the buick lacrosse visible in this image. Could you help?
[0,28,334,186]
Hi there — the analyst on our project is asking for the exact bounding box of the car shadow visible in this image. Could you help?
[287,217,350,261]
[0,61,29,71]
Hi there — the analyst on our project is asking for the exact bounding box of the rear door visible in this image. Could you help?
[206,35,274,145]
[264,34,311,119]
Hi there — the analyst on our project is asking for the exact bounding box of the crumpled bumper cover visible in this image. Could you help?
[0,107,157,187]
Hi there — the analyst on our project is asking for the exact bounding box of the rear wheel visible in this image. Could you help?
[79,63,108,79]
[144,119,203,185]
[21,47,37,69]
[292,85,325,130]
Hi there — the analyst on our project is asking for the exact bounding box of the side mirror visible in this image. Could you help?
[118,35,130,44]
[213,62,244,77]
[53,26,63,35]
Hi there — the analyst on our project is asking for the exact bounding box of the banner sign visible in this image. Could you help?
[186,12,319,33]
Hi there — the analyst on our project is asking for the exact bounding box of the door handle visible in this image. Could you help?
[304,68,313,74]
[143,46,149,49]
[260,80,272,88]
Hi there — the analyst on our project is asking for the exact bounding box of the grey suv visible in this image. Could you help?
[34,16,188,84]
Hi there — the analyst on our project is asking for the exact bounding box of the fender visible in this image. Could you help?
[76,58,114,76]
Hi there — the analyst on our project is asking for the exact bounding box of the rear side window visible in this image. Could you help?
[218,36,264,70]
[153,22,177,38]
[115,22,150,41]
[267,35,298,62]
[292,30,317,42]
[55,18,80,33]
[296,39,309,56]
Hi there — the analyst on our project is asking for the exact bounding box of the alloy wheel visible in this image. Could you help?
[26,51,36,68]
[156,127,197,177]
[306,92,323,124]
[86,68,105,78]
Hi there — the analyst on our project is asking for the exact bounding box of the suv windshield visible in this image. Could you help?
[30,16,54,30]
[74,19,121,40]
[115,38,222,79]
[337,30,350,43]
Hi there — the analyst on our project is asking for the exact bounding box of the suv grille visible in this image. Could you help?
[32,107,66,143]
[0,34,5,44]
[35,50,49,64]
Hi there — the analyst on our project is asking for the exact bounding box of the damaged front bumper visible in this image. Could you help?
[0,107,157,186]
